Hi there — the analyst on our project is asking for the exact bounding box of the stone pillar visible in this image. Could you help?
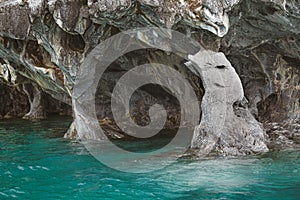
[187,50,268,156]
[22,82,46,120]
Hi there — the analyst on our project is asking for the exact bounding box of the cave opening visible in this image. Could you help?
[94,48,204,152]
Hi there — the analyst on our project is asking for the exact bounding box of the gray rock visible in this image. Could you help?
[187,50,268,155]
[0,0,299,154]
[22,82,46,120]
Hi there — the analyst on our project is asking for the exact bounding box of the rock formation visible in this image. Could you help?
[0,0,299,155]
[221,0,300,149]
[188,50,268,155]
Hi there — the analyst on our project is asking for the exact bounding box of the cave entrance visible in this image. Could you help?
[95,49,204,153]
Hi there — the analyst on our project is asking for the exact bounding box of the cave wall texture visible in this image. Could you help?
[0,0,299,155]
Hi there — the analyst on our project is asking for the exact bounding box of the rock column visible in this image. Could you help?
[187,50,268,156]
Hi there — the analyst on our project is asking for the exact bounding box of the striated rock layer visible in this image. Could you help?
[0,0,299,155]
[221,0,300,149]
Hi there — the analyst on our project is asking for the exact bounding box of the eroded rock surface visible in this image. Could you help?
[0,0,299,155]
[188,50,268,155]
[0,81,29,118]
[221,0,300,149]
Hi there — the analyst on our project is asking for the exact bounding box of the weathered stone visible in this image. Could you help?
[220,0,300,149]
[64,121,77,139]
[22,82,46,120]
[0,82,29,118]
[187,50,268,155]
[0,1,31,39]
[0,0,299,155]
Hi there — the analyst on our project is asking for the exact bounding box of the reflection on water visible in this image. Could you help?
[0,118,299,199]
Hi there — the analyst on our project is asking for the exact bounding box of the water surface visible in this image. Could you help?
[0,118,299,199]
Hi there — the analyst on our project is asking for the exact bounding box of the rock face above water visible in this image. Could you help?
[0,0,299,155]
[188,50,268,155]
[221,0,300,149]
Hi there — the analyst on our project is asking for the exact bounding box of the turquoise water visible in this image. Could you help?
[1,118,300,200]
